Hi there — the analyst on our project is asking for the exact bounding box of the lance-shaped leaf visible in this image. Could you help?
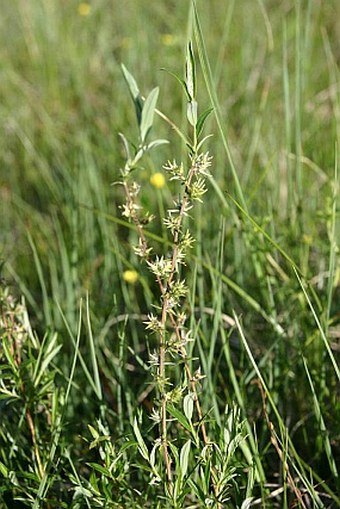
[133,417,149,461]
[118,132,131,165]
[185,41,196,100]
[121,64,143,125]
[179,439,191,478]
[147,139,169,151]
[187,100,198,127]
[161,67,191,101]
[196,107,214,137]
[140,86,159,143]
[183,392,194,422]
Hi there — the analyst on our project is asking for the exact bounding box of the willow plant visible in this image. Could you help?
[118,42,225,504]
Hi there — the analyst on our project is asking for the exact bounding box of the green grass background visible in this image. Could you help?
[0,0,339,507]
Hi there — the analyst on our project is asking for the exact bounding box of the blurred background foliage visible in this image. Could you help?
[0,0,339,505]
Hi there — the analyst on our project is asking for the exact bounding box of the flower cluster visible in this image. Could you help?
[163,159,185,182]
[144,313,164,333]
[191,151,213,176]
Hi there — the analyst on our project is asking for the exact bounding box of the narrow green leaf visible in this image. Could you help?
[227,192,299,271]
[294,267,340,382]
[167,404,192,433]
[185,41,196,100]
[193,4,246,208]
[131,147,145,167]
[147,139,169,151]
[121,64,143,124]
[27,231,52,327]
[187,100,198,127]
[302,356,338,479]
[0,461,8,478]
[179,439,191,478]
[87,463,111,477]
[196,133,213,151]
[121,63,140,101]
[326,152,338,324]
[118,132,131,161]
[34,343,62,388]
[161,67,191,101]
[140,87,159,143]
[33,304,83,508]
[57,301,99,397]
[86,294,103,400]
[196,107,214,137]
[2,338,18,375]
[133,417,149,461]
[183,393,194,422]
[203,456,211,491]
[88,424,100,441]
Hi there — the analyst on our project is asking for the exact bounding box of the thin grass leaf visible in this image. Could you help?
[233,312,328,506]
[33,335,62,388]
[65,449,92,509]
[193,2,246,208]
[26,231,52,327]
[85,294,103,401]
[33,303,82,508]
[227,192,300,272]
[326,149,338,324]
[0,461,9,478]
[293,267,340,382]
[133,417,149,461]
[302,356,338,480]
[57,302,99,397]
[1,338,19,375]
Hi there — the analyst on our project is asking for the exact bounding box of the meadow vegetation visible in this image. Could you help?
[0,1,339,507]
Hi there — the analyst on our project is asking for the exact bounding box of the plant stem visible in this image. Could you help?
[156,156,201,488]
[159,299,172,487]
[26,408,45,479]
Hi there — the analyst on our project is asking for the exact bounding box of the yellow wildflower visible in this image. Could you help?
[78,3,91,16]
[161,34,177,47]
[150,172,165,189]
[123,270,139,284]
